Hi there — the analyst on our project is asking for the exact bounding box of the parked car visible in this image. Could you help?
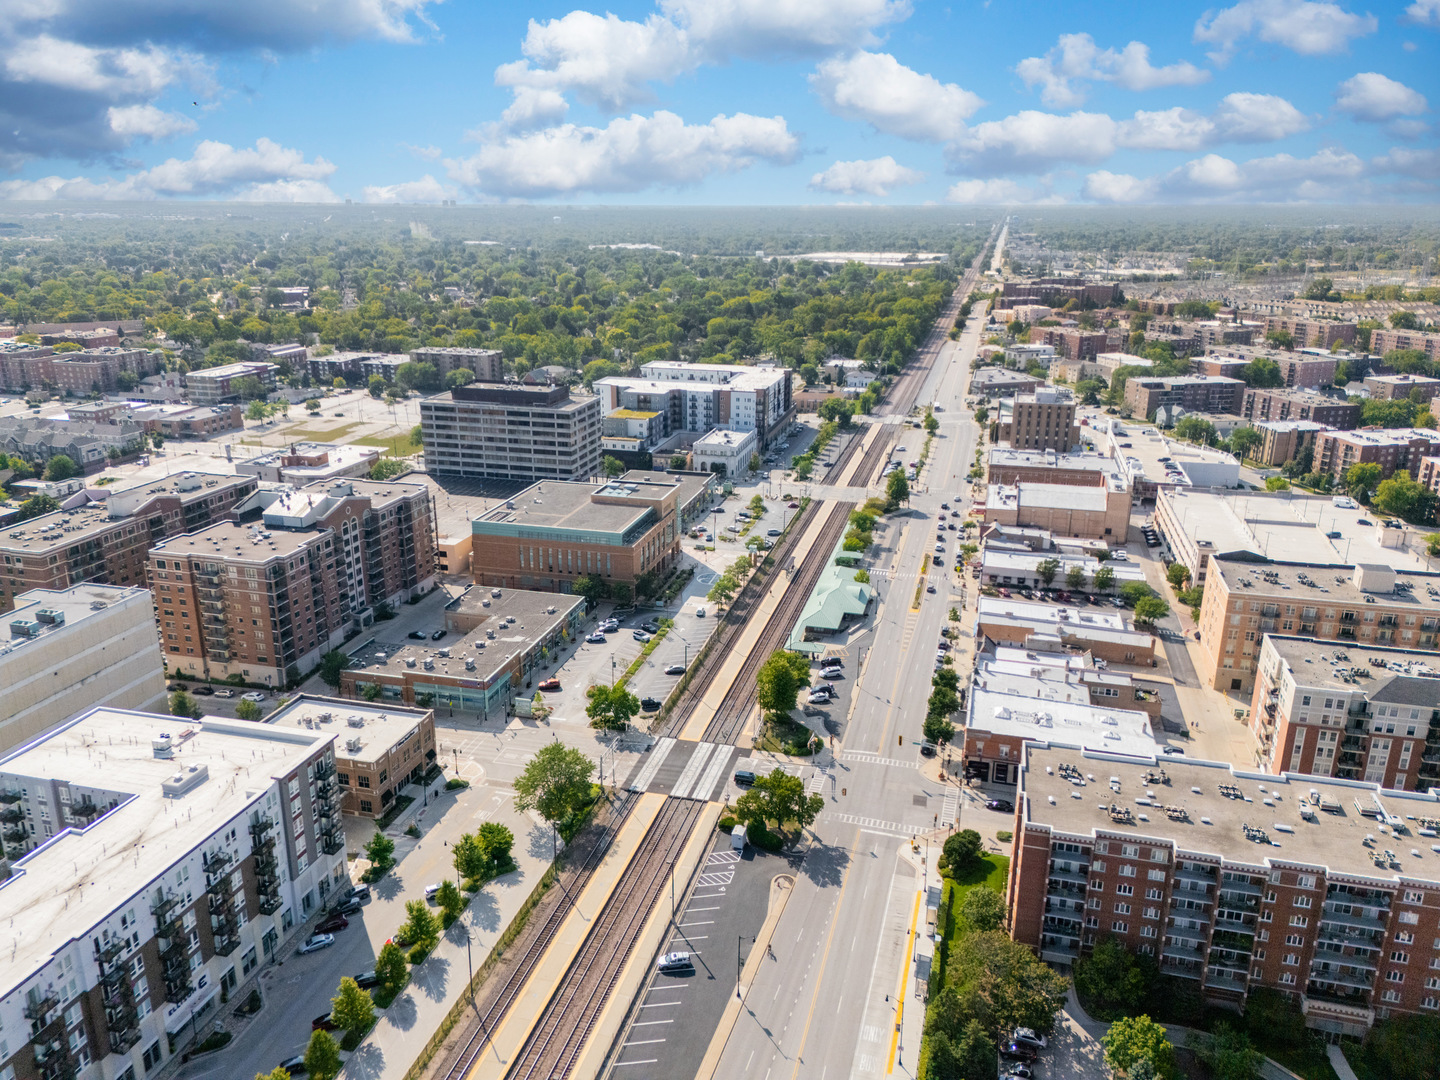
[278,1054,308,1075]
[316,914,348,934]
[633,630,652,643]
[344,884,371,903]
[312,1014,338,1032]
[424,883,442,901]
[297,933,335,955]
[408,630,427,640]
[1012,1027,1048,1050]
[586,633,607,644]
[985,799,1015,813]
[788,501,800,509]
[822,667,843,680]
[641,697,662,712]
[695,607,706,618]
[431,629,447,640]
[333,897,363,916]
[920,741,937,758]
[664,664,686,675]
[353,970,381,990]
[192,685,216,696]
[767,528,781,537]
[1163,745,1186,756]
[641,620,660,633]
[215,688,235,698]
[999,1043,1038,1063]
[241,691,266,703]
[940,502,950,509]
[820,657,843,669]
[1003,1064,1034,1079]
[657,952,693,973]
[538,678,561,692]
[599,619,620,632]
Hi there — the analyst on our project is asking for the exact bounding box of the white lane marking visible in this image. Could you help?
[670,741,717,800]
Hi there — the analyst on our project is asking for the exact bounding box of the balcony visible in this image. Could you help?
[0,789,21,804]
[161,949,193,1004]
[1312,946,1377,971]
[4,823,28,843]
[1040,937,1079,964]
[24,989,59,1024]
[203,848,232,878]
[1205,968,1249,993]
[320,827,344,856]
[1338,627,1357,639]
[1309,965,1377,992]
[1175,866,1216,888]
[1047,866,1089,887]
[34,1038,75,1080]
[1321,907,1389,933]
[0,803,23,824]
[1377,615,1398,629]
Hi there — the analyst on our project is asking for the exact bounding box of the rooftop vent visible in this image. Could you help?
[162,764,209,798]
[152,734,174,759]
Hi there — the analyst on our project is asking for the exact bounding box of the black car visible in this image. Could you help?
[641,697,662,711]
[333,896,363,916]
[986,799,1015,813]
[408,631,427,640]
[641,620,661,634]
[431,629,447,641]
[353,970,381,990]
[192,685,215,695]
[278,1055,308,1075]
[999,1043,1037,1063]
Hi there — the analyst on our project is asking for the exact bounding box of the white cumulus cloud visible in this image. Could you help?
[1194,0,1378,63]
[809,156,924,196]
[945,178,1064,205]
[107,104,196,140]
[1016,33,1210,108]
[1405,0,1440,26]
[1335,72,1428,121]
[362,175,455,203]
[1082,146,1369,203]
[661,0,910,57]
[446,111,799,198]
[810,52,982,141]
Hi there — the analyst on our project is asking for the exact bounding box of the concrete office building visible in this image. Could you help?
[0,585,166,754]
[470,474,706,594]
[1253,420,1328,467]
[1003,344,1057,370]
[983,478,1132,542]
[408,347,504,382]
[1196,558,1440,694]
[1249,635,1440,790]
[264,697,437,818]
[1362,374,1440,403]
[1240,388,1361,429]
[1009,742,1440,1034]
[0,470,259,613]
[974,595,1156,665]
[993,387,1080,452]
[1313,428,1440,482]
[235,443,380,485]
[339,587,586,719]
[1370,328,1440,360]
[149,479,437,686]
[1124,375,1244,419]
[182,362,277,406]
[0,707,346,1080]
[691,428,757,477]
[594,361,793,448]
[420,383,602,482]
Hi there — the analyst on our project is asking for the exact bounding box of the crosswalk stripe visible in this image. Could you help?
[627,736,676,792]
[670,741,717,800]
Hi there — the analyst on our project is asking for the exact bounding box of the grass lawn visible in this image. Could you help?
[355,431,422,457]
[932,853,1009,989]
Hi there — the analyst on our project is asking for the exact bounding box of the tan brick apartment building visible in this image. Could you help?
[1370,328,1440,360]
[1240,388,1361,429]
[1313,427,1440,481]
[1363,373,1440,402]
[470,474,705,594]
[1263,316,1357,350]
[1124,375,1244,419]
[1010,742,1440,1036]
[407,346,505,381]
[1196,558,1440,694]
[1253,420,1328,467]
[1248,636,1439,791]
[0,470,258,613]
[1037,328,1121,361]
[992,387,1080,451]
[149,479,437,686]
[183,361,278,405]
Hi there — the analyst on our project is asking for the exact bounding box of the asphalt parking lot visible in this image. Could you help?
[605,834,783,1079]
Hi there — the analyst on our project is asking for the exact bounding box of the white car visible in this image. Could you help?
[241,691,266,703]
[297,933,335,955]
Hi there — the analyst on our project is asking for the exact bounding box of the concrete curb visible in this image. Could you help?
[692,873,797,1080]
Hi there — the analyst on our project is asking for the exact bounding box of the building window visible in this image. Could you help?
[360,800,373,813]
[1112,921,1128,933]
[1283,953,1298,966]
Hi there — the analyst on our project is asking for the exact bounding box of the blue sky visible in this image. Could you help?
[0,0,1436,204]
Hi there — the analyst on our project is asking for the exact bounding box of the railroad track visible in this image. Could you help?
[504,798,706,1080]
[430,790,641,1080]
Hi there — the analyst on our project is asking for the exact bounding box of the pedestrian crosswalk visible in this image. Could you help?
[627,736,676,793]
[806,770,828,796]
[625,738,736,801]
[940,790,959,828]
[824,811,915,836]
[839,749,918,769]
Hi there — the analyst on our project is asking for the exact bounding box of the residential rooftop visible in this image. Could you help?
[977,595,1154,648]
[1021,742,1440,883]
[0,708,332,1000]
[1210,558,1440,610]
[473,479,668,541]
[1262,635,1440,694]
[969,676,1156,758]
[1,583,151,660]
[152,518,320,560]
[264,696,431,766]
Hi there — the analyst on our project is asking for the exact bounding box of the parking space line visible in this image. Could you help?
[687,905,722,911]
[632,1020,673,1027]
[678,920,714,926]
[613,1059,659,1066]
[639,1002,682,1008]
[624,1039,667,1047]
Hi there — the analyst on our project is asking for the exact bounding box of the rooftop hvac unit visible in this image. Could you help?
[346,714,365,728]
[405,657,416,668]
[345,737,362,753]
[491,589,502,598]
[34,608,65,626]
[318,712,333,723]
[423,658,434,670]
[162,764,209,798]
[152,733,174,759]
[464,658,475,671]
[438,648,450,658]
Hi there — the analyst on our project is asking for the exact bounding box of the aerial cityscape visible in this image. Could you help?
[2,5,1440,1080]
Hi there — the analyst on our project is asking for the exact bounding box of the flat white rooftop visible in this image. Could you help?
[969,680,1156,758]
[0,709,331,999]
[265,696,430,765]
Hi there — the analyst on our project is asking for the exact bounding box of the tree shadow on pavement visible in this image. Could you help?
[791,838,849,889]
[339,1041,386,1080]
[383,991,418,1032]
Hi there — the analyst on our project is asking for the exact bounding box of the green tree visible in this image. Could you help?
[364,830,395,873]
[942,829,983,873]
[330,977,376,1040]
[1264,329,1294,351]
[1189,1024,1262,1080]
[707,573,739,603]
[478,821,514,865]
[1304,276,1335,301]
[168,689,201,720]
[1241,357,1283,388]
[257,1068,293,1080]
[445,367,475,389]
[1103,1015,1175,1080]
[1357,1013,1440,1080]
[1035,557,1059,586]
[602,454,626,477]
[332,376,347,390]
[1228,425,1262,460]
[1119,580,1156,606]
[1076,377,1105,405]
[924,714,956,747]
[303,1029,342,1080]
[946,930,1068,1040]
[369,458,409,481]
[756,649,810,714]
[1093,565,1115,592]
[925,410,939,434]
[235,699,263,722]
[571,574,606,603]
[734,768,824,836]
[1166,562,1191,588]
[1264,475,1291,492]
[368,374,387,398]
[928,1020,997,1080]
[1374,473,1437,524]
[1428,533,1440,558]
[586,683,641,731]
[1346,461,1383,503]
[818,397,855,427]
[435,880,465,923]
[305,397,322,414]
[411,423,424,446]
[512,741,594,825]
[1173,415,1218,446]
[958,887,1007,934]
[374,940,409,995]
[317,649,350,689]
[669,453,688,470]
[932,665,960,692]
[1134,596,1170,625]
[361,683,382,702]
[401,899,440,952]
[245,399,267,422]
[748,451,762,472]
[885,468,909,509]
[234,375,266,400]
[1065,565,1086,591]
[1389,310,1420,330]
[454,832,488,880]
[1074,939,1156,1019]
[42,454,77,481]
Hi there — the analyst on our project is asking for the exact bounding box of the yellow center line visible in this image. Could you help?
[787,856,855,1080]
[887,889,923,1074]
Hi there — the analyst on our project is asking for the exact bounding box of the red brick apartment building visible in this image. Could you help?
[1263,317,1357,350]
[1370,329,1440,360]
[1313,427,1440,482]
[1240,388,1361,429]
[1009,742,1440,1037]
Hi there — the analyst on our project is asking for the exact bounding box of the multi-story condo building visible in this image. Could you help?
[1000,278,1119,308]
[594,361,794,448]
[1263,316,1357,350]
[304,351,384,384]
[0,584,166,754]
[420,383,602,482]
[0,341,57,391]
[1123,375,1244,419]
[1249,635,1439,790]
[1009,741,1440,1037]
[1240,388,1361,429]
[1362,374,1440,403]
[1370,328,1440,360]
[0,706,350,1080]
[1190,356,1250,381]
[470,474,706,594]
[150,479,436,686]
[1418,456,1440,495]
[182,362,277,405]
[1036,328,1121,361]
[0,470,258,613]
[993,387,1080,452]
[1196,558,1440,694]
[1313,427,1440,482]
[1252,420,1328,467]
[1276,353,1342,389]
[408,347,504,382]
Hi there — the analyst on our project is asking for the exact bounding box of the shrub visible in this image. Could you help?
[717,815,737,832]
